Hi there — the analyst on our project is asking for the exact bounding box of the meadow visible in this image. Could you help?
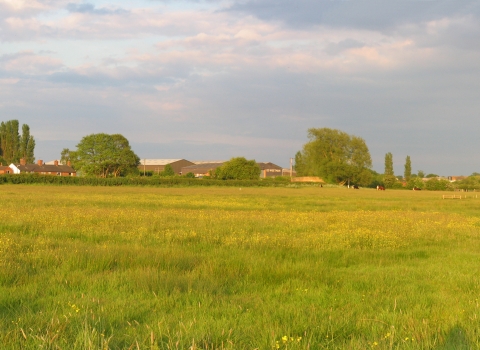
[1,185,480,349]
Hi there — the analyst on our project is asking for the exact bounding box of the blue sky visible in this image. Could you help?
[1,0,479,175]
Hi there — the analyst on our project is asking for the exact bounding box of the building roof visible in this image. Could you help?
[13,163,75,173]
[191,160,226,164]
[257,162,282,170]
[182,163,224,170]
[139,159,184,165]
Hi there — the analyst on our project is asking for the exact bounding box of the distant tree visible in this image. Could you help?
[295,128,372,186]
[417,170,425,178]
[383,152,396,188]
[426,173,439,178]
[109,134,140,177]
[367,169,384,188]
[404,155,411,182]
[212,157,260,180]
[471,172,480,176]
[294,151,305,174]
[72,133,140,177]
[184,172,195,178]
[60,148,78,166]
[19,124,35,163]
[425,178,453,191]
[407,177,425,190]
[0,120,35,163]
[457,176,480,191]
[160,164,175,177]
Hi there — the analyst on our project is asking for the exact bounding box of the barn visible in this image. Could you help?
[138,159,195,175]
[181,161,225,177]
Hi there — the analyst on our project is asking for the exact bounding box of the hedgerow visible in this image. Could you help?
[0,174,306,187]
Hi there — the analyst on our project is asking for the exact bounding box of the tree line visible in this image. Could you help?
[1,123,473,189]
[293,127,463,190]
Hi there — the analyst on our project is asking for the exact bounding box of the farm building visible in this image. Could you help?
[257,162,292,178]
[181,162,224,177]
[9,159,76,176]
[182,161,291,178]
[138,159,195,175]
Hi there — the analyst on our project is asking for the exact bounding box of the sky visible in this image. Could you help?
[1,0,479,175]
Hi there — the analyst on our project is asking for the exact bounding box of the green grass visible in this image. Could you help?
[0,185,480,349]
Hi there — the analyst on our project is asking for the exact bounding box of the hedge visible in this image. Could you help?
[0,174,308,187]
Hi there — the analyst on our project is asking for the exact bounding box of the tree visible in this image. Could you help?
[296,128,372,186]
[212,157,260,180]
[404,155,411,182]
[417,170,425,178]
[425,178,452,191]
[70,133,140,177]
[407,177,424,190]
[0,120,35,163]
[160,164,175,177]
[383,152,396,188]
[60,148,78,166]
[294,151,306,175]
[109,134,140,177]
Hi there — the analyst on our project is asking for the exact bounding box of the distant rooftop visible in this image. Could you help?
[182,163,224,170]
[192,160,226,164]
[140,159,183,165]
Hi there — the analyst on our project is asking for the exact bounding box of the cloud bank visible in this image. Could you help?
[0,0,479,174]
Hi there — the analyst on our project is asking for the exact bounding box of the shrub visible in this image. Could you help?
[425,178,454,191]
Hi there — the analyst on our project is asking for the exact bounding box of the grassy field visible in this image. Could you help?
[1,185,480,349]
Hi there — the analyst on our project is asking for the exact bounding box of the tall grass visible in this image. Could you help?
[0,186,479,349]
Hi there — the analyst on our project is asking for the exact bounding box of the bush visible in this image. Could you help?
[211,157,260,180]
[424,178,453,191]
[456,176,480,191]
[391,182,405,189]
[407,178,425,190]
[159,164,175,177]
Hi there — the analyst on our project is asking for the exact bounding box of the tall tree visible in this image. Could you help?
[0,120,34,163]
[296,128,372,185]
[71,133,140,177]
[383,152,396,188]
[404,155,412,182]
[20,124,35,163]
[294,151,305,175]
